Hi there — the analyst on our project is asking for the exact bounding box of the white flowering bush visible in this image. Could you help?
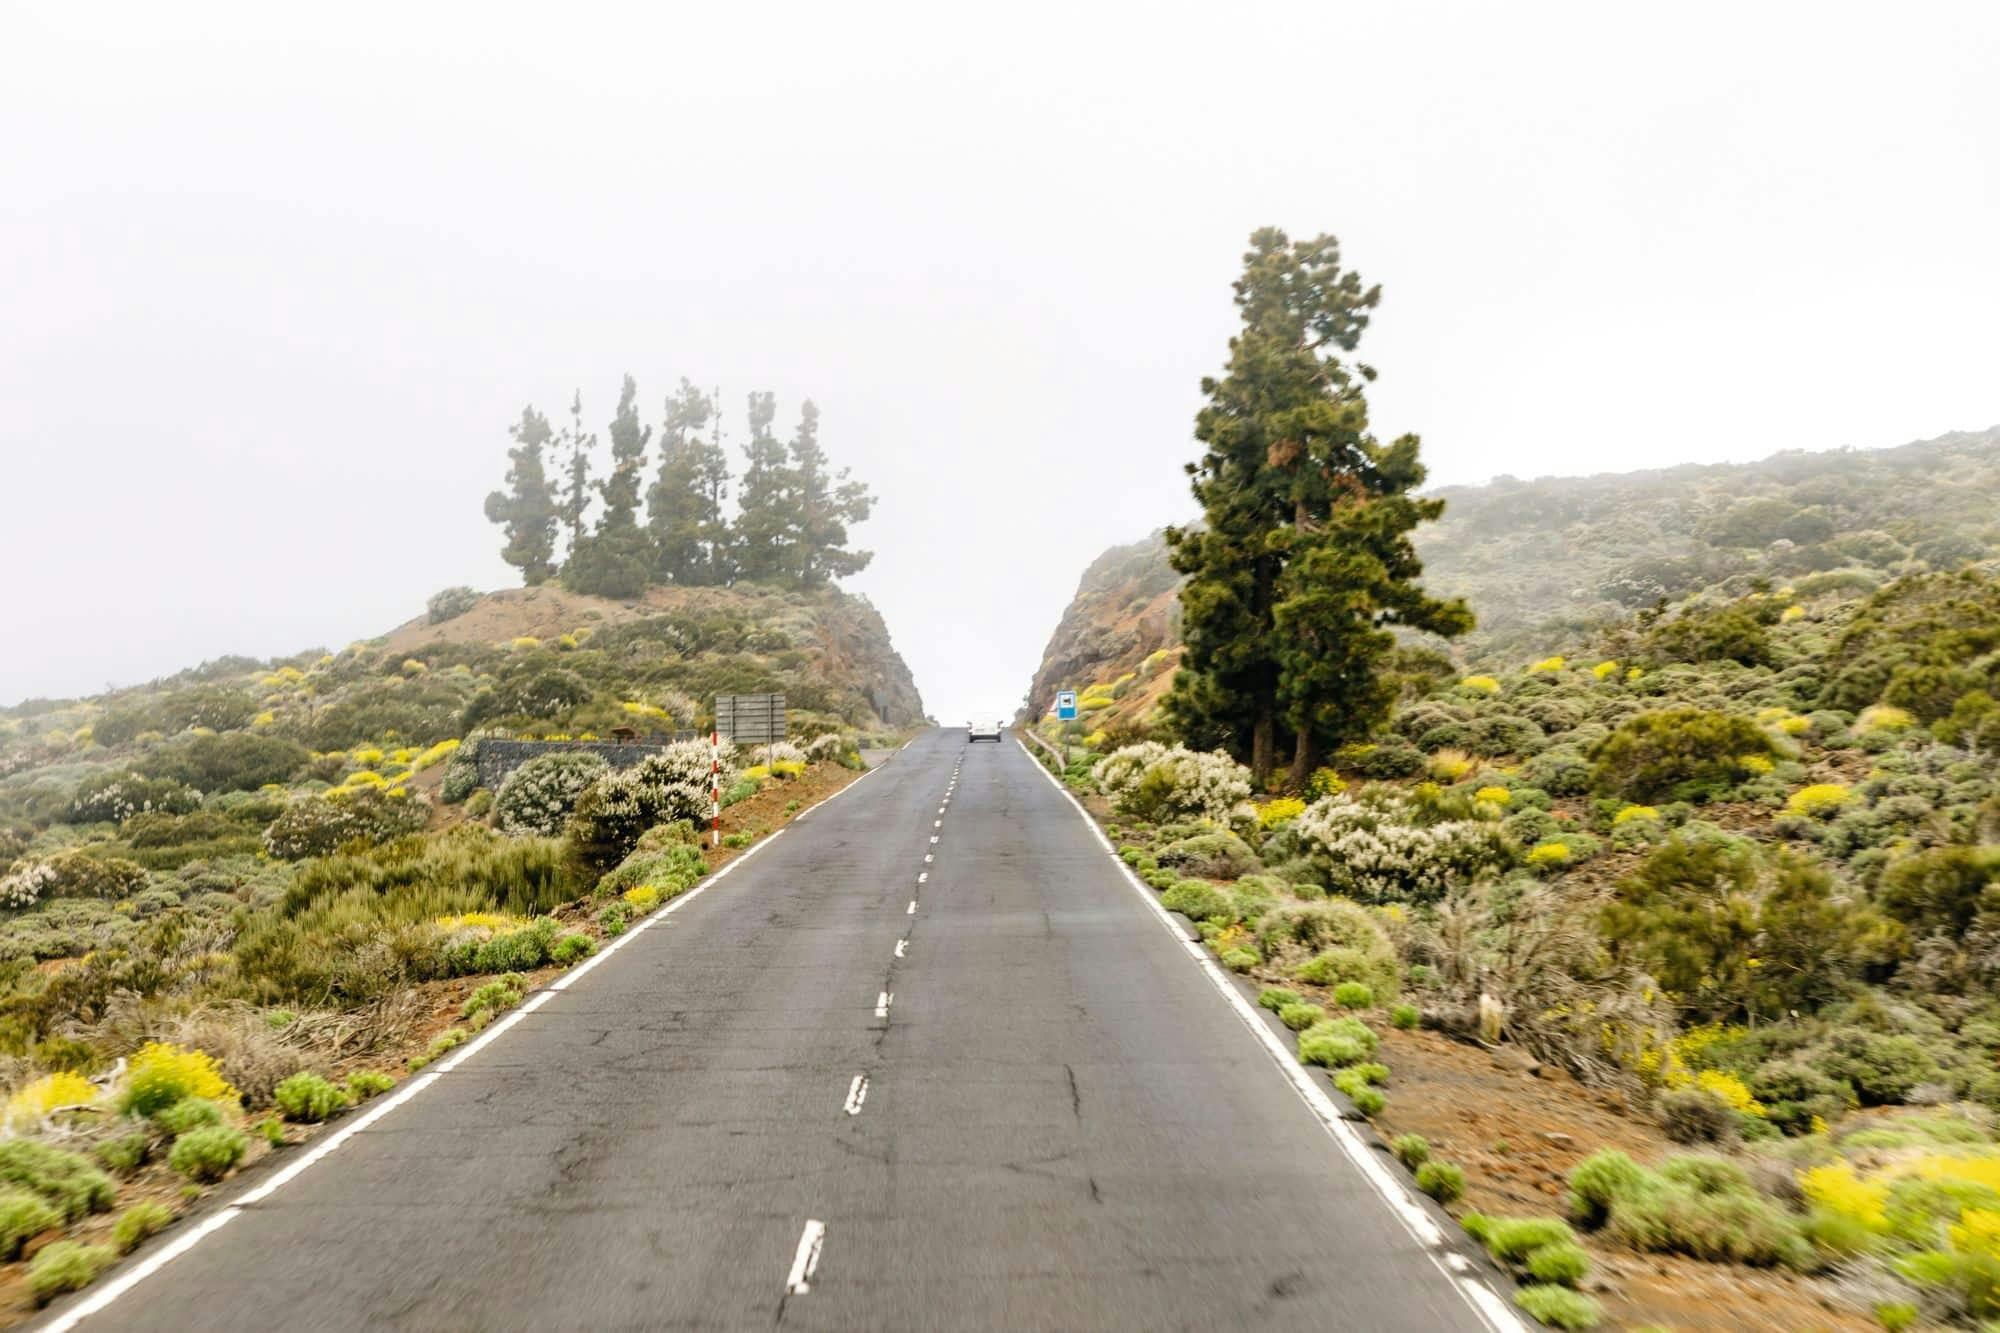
[1293,796,1516,905]
[565,741,739,877]
[494,752,611,837]
[0,860,58,909]
[1095,743,1253,823]
[263,788,430,861]
[67,771,200,825]
[805,733,849,762]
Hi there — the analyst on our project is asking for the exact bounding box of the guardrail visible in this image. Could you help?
[1017,726,1066,771]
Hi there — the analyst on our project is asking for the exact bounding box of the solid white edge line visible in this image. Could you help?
[785,1218,827,1294]
[49,757,892,1331]
[1016,739,1526,1333]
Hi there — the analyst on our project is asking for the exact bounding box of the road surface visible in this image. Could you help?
[48,729,1515,1331]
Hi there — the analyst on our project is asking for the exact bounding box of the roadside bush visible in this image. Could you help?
[1292,796,1514,904]
[0,1140,115,1221]
[1160,879,1230,922]
[1588,708,1779,802]
[121,1042,238,1116]
[1155,830,1259,879]
[154,1096,225,1136]
[495,752,611,837]
[1333,981,1374,1010]
[1278,1003,1326,1031]
[1812,1030,1938,1106]
[1657,1089,1737,1145]
[111,1200,173,1254]
[274,1071,349,1123]
[596,841,706,902]
[167,1124,248,1182]
[1392,1134,1429,1168]
[0,1190,61,1260]
[28,1240,114,1306]
[1095,743,1253,823]
[1749,1060,1855,1135]
[1515,1285,1601,1330]
[346,1070,394,1100]
[1416,1160,1465,1203]
[1258,987,1301,1012]
[564,743,732,877]
[552,932,595,965]
[1253,901,1399,996]
[1568,1149,1810,1268]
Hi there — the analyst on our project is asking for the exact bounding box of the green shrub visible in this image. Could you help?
[1749,1060,1855,1135]
[28,1240,115,1306]
[551,932,596,966]
[1588,708,1777,802]
[154,1096,225,1136]
[1415,1160,1465,1203]
[0,1140,115,1220]
[1350,1086,1386,1115]
[1297,1032,1367,1068]
[1390,1003,1420,1030]
[135,732,309,794]
[1514,1283,1601,1329]
[1567,1150,1647,1228]
[345,1070,394,1101]
[597,902,629,936]
[1258,987,1301,1012]
[111,1200,174,1254]
[1392,1134,1429,1168]
[273,1072,348,1123]
[1278,1002,1326,1031]
[0,1189,60,1260]
[1160,879,1231,921]
[167,1124,248,1182]
[94,1131,150,1177]
[263,788,428,860]
[1526,1241,1589,1285]
[409,1027,467,1071]
[1156,831,1260,880]
[1481,1216,1576,1262]
[1219,947,1259,972]
[460,974,527,1025]
[1332,981,1374,1009]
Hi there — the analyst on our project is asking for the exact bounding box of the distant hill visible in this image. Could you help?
[1024,426,2000,721]
[1,581,924,803]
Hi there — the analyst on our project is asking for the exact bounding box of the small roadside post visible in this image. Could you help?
[710,729,721,847]
[1055,690,1078,721]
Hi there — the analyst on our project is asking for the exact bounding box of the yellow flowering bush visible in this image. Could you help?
[1526,842,1571,868]
[1460,675,1501,695]
[5,1072,100,1128]
[771,760,806,778]
[1785,784,1851,817]
[1693,1069,1764,1116]
[1780,605,1806,624]
[742,765,771,782]
[1592,660,1620,680]
[1308,767,1346,797]
[1856,704,1915,734]
[410,738,460,771]
[352,747,386,767]
[1259,797,1307,828]
[1626,666,1645,682]
[252,710,276,727]
[1474,786,1512,806]
[401,659,428,675]
[121,1043,238,1115]
[1428,750,1475,782]
[622,701,673,722]
[1612,804,1659,825]
[340,770,388,789]
[1737,753,1775,775]
[435,912,519,932]
[1530,656,1567,674]
[1800,1162,1887,1230]
[622,885,662,914]
[511,636,541,650]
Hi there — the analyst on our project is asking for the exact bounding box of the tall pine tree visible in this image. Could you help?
[557,390,596,572]
[646,378,719,584]
[1166,228,1468,787]
[483,406,559,585]
[790,399,875,587]
[733,390,799,583]
[567,374,653,597]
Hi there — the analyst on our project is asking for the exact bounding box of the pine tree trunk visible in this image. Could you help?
[1287,730,1318,793]
[1251,706,1275,784]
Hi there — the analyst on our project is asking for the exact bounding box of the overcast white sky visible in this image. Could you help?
[3,2,1996,717]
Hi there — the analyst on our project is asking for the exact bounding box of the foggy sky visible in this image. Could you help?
[4,2,1996,718]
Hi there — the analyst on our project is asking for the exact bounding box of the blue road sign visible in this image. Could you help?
[1055,690,1078,721]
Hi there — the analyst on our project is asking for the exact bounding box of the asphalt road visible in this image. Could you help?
[50,729,1516,1332]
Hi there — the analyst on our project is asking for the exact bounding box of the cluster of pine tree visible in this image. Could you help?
[484,376,873,597]
[1166,228,1469,790]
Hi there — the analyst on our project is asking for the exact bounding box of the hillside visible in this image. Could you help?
[1026,426,2000,724]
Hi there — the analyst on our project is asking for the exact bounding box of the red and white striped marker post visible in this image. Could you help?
[710,730,721,847]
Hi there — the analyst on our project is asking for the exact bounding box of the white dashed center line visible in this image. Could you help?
[906,900,917,915]
[875,991,893,1017]
[843,1075,869,1116]
[785,1220,826,1295]
[895,938,908,958]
